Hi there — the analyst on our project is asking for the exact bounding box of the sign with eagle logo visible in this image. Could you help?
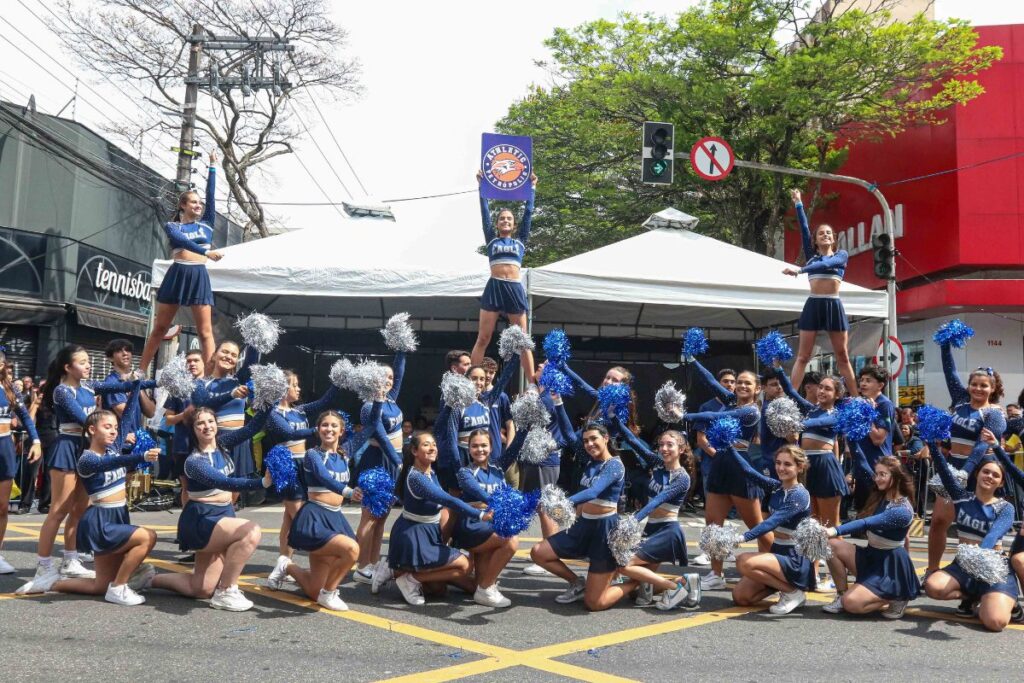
[480,133,533,201]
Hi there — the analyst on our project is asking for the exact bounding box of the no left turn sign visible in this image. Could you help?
[690,136,734,181]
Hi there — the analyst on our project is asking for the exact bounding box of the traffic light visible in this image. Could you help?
[641,121,674,185]
[872,232,895,279]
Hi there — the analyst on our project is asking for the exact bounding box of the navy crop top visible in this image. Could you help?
[481,186,534,267]
[796,202,847,281]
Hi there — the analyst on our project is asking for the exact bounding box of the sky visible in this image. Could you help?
[1,0,1022,234]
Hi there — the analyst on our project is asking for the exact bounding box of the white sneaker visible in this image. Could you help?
[881,599,908,620]
[371,558,393,595]
[699,572,727,590]
[769,589,806,615]
[656,581,691,611]
[283,574,296,584]
[691,553,711,567]
[635,582,654,606]
[317,589,349,611]
[555,578,587,604]
[127,564,156,591]
[78,552,94,563]
[0,555,15,574]
[105,583,146,606]
[474,584,512,608]
[353,565,375,585]
[267,556,292,590]
[210,585,254,612]
[15,566,61,595]
[822,594,845,614]
[60,557,95,579]
[682,573,702,610]
[396,573,425,606]
[523,563,551,577]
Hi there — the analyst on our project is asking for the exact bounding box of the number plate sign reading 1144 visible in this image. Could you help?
[690,136,734,181]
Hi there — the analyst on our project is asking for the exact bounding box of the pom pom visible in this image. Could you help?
[954,544,1009,585]
[597,383,631,424]
[539,484,576,529]
[510,391,551,430]
[440,371,477,410]
[793,518,833,562]
[358,467,396,518]
[234,312,283,355]
[754,331,794,366]
[542,330,572,365]
[765,397,804,438]
[264,445,298,494]
[928,468,968,500]
[487,485,539,538]
[497,326,535,360]
[933,319,975,348]
[916,404,953,442]
[249,363,288,409]
[538,364,574,396]
[607,515,644,566]
[346,360,390,402]
[834,398,877,442]
[983,407,1007,436]
[156,354,197,400]
[706,416,740,451]
[698,524,742,561]
[130,429,157,473]
[654,381,686,424]
[329,358,355,390]
[520,426,558,465]
[381,312,418,353]
[681,328,708,358]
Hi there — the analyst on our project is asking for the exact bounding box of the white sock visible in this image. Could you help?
[37,556,52,568]
[63,550,78,561]
[276,555,291,570]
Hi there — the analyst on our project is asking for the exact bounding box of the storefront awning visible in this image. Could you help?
[0,295,66,326]
[73,304,147,338]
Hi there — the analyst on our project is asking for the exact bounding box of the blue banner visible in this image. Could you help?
[480,133,533,201]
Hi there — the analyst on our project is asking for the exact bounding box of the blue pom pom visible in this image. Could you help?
[681,328,708,358]
[706,416,740,450]
[264,445,298,494]
[358,467,396,518]
[916,404,953,442]
[131,429,158,473]
[834,399,878,442]
[488,485,539,538]
[597,383,631,424]
[755,331,794,365]
[933,319,975,348]
[539,364,575,396]
[542,330,572,366]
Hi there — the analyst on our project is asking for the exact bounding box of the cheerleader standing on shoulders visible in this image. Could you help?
[0,351,41,574]
[823,445,919,619]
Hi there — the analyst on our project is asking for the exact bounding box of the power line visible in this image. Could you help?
[880,150,1024,188]
[302,88,369,196]
[240,188,477,206]
[286,101,354,200]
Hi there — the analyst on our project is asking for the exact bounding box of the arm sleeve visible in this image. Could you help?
[634,471,690,521]
[992,445,1024,489]
[303,451,352,497]
[552,399,577,449]
[53,385,91,425]
[480,192,495,243]
[266,410,316,441]
[742,488,809,542]
[775,367,815,413]
[930,444,969,502]
[201,167,216,226]
[612,416,660,469]
[185,454,266,492]
[483,355,519,408]
[456,468,493,504]
[298,386,341,420]
[236,346,260,385]
[981,502,1016,549]
[940,342,969,405]
[191,381,236,410]
[568,458,625,505]
[686,404,758,427]
[77,450,144,477]
[835,501,913,537]
[91,378,156,396]
[962,439,994,477]
[13,400,39,442]
[372,403,403,469]
[688,359,735,404]
[799,251,848,275]
[796,203,813,261]
[518,186,535,245]
[802,412,838,431]
[435,407,461,472]
[496,427,527,470]
[408,469,484,519]
[163,222,210,255]
[725,445,780,491]
[559,362,598,401]
[218,408,270,451]
[388,352,406,402]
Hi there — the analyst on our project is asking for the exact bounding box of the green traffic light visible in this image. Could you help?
[651,159,668,176]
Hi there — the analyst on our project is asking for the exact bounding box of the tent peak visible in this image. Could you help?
[343,200,395,220]
[642,207,699,231]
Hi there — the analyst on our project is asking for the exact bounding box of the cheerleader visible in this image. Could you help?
[0,351,41,574]
[782,189,856,393]
[686,359,765,591]
[852,364,897,513]
[990,443,1024,621]
[471,170,537,378]
[16,406,159,605]
[530,422,631,611]
[611,421,700,611]
[923,436,1018,631]
[101,339,155,434]
[726,445,816,615]
[374,432,490,606]
[139,150,222,373]
[196,341,260,481]
[691,368,735,566]
[164,349,206,506]
[823,445,919,619]
[150,406,272,611]
[757,368,790,479]
[32,346,154,582]
[267,410,361,612]
[927,337,1004,575]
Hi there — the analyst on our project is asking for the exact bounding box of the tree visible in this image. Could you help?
[497,0,1001,264]
[54,0,361,238]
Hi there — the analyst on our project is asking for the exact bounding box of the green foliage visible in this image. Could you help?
[496,0,1000,264]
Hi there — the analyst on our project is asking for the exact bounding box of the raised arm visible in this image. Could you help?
[724,445,780,491]
[483,354,519,409]
[742,487,810,542]
[456,467,494,504]
[568,458,625,505]
[992,445,1024,489]
[939,342,969,405]
[435,407,462,472]
[236,346,260,385]
[479,190,495,243]
[634,470,690,522]
[928,443,969,502]
[164,222,210,255]
[775,367,815,413]
[304,450,354,498]
[559,361,598,401]
[834,499,913,537]
[367,400,403,469]
[200,166,216,226]
[688,358,735,404]
[298,385,341,420]
[408,469,485,519]
[611,415,660,469]
[388,351,407,401]
[217,408,270,451]
[495,425,527,471]
[795,201,813,262]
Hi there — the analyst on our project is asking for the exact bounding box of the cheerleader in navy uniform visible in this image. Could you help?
[16,405,159,605]
[0,351,41,575]
[472,170,537,378]
[149,406,272,612]
[726,445,816,615]
[782,189,856,393]
[32,346,154,583]
[823,446,919,619]
[923,433,1018,631]
[690,368,735,566]
[139,150,223,374]
[195,341,260,481]
[989,442,1024,621]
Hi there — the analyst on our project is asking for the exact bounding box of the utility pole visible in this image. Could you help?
[175,23,203,193]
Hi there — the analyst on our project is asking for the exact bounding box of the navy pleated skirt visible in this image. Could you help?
[178,500,234,551]
[805,450,849,498]
[46,435,82,472]
[798,295,848,332]
[548,515,619,573]
[636,518,688,566]
[156,262,214,306]
[288,501,355,552]
[387,516,461,572]
[855,544,920,601]
[480,277,527,314]
[771,542,816,591]
[77,504,136,555]
[942,558,1019,599]
[451,511,495,550]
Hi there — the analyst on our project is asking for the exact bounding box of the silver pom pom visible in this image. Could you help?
[329,358,354,390]
[497,326,534,361]
[347,360,390,402]
[955,543,1010,585]
[234,312,282,355]
[520,426,558,465]
[793,517,833,562]
[698,524,742,561]
[156,354,197,400]
[381,312,418,353]
[654,381,686,424]
[249,363,288,409]
[440,371,477,410]
[510,390,551,430]
[765,397,805,438]
[539,484,576,529]
[928,468,968,500]
[607,515,644,566]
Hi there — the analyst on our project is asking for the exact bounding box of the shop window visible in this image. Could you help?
[0,229,46,295]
